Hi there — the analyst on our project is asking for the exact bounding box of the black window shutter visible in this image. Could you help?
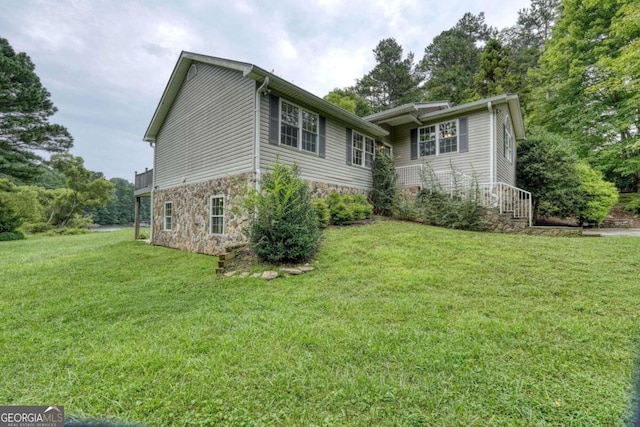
[346,128,352,165]
[269,94,279,146]
[319,116,326,158]
[458,117,468,153]
[410,128,418,160]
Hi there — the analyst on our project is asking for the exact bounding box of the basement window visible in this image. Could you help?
[210,196,224,235]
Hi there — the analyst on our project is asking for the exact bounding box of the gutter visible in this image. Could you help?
[254,77,269,191]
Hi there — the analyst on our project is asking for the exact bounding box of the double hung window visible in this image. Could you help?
[281,101,318,154]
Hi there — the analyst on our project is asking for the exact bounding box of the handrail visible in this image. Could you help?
[394,166,532,226]
[135,169,153,190]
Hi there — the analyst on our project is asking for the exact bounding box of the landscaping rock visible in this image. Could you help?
[261,270,279,280]
[299,266,314,272]
[223,270,238,277]
[239,272,250,278]
[281,267,303,275]
[252,273,261,278]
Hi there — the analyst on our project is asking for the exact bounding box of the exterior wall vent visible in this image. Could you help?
[187,63,198,81]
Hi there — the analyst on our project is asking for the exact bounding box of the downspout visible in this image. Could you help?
[254,77,269,191]
[149,138,156,243]
[487,101,494,193]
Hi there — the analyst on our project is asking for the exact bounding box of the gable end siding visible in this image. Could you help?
[154,64,255,189]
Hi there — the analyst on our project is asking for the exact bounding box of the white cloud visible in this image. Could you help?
[0,0,532,180]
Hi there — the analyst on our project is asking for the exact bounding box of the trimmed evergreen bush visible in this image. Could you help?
[312,198,330,228]
[326,192,373,225]
[248,163,320,263]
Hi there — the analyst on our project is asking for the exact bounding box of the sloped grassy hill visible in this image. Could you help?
[1,221,638,426]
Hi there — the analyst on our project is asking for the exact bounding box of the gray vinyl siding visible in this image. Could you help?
[394,111,492,183]
[154,64,255,189]
[259,94,373,189]
[495,106,516,186]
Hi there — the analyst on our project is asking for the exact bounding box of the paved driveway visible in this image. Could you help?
[582,228,640,237]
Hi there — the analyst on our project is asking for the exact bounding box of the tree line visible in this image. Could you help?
[324,0,638,220]
[0,37,148,239]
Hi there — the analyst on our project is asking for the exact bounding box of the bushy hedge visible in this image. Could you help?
[312,198,330,228]
[248,163,320,263]
[326,192,373,225]
[0,231,25,241]
[415,189,484,230]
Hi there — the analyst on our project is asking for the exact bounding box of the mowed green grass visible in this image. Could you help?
[1,221,639,426]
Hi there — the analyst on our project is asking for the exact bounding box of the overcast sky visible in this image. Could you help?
[1,0,531,181]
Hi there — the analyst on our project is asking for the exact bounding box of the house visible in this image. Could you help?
[134,51,529,255]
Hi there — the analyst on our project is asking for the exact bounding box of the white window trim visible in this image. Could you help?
[504,116,514,163]
[209,195,225,235]
[164,201,173,231]
[279,99,319,155]
[352,130,376,168]
[419,119,459,157]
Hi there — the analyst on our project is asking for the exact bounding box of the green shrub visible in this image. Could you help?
[624,195,640,215]
[20,222,54,234]
[393,192,419,221]
[370,150,398,216]
[248,162,320,263]
[45,228,91,236]
[575,163,618,226]
[312,198,330,228]
[415,189,484,230]
[326,192,373,225]
[0,230,25,241]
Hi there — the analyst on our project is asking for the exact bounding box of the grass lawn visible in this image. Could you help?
[1,221,639,426]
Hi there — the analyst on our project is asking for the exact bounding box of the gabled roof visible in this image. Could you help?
[363,94,526,141]
[417,94,526,140]
[364,102,450,126]
[144,52,389,142]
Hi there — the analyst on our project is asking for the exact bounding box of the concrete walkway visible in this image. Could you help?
[582,228,640,237]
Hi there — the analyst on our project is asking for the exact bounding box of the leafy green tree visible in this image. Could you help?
[323,88,373,117]
[0,37,73,183]
[0,179,22,233]
[419,13,493,105]
[86,178,135,224]
[575,163,618,225]
[529,0,639,190]
[516,129,584,221]
[470,38,520,99]
[355,38,423,112]
[49,154,114,227]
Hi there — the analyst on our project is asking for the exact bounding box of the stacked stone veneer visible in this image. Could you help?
[152,173,367,256]
[153,173,255,255]
[308,181,368,199]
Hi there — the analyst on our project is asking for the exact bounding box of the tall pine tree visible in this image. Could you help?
[0,38,73,183]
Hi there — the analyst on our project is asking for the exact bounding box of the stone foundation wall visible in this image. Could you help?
[152,175,366,256]
[523,226,583,237]
[480,208,529,233]
[152,173,254,255]
[308,181,368,199]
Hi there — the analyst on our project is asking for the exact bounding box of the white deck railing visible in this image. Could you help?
[395,166,532,226]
